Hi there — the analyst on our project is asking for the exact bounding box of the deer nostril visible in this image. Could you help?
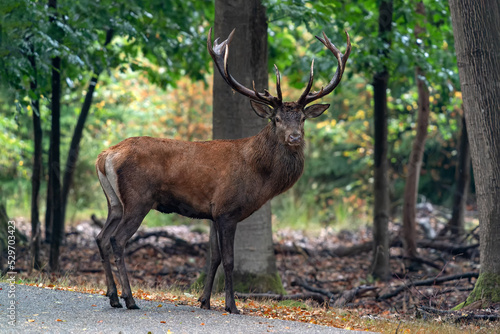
[289,134,301,142]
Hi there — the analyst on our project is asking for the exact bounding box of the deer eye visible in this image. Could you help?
[275,117,281,123]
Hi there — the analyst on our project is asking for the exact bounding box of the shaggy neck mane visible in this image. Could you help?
[246,123,305,196]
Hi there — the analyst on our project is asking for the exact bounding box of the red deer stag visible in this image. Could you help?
[95,28,351,314]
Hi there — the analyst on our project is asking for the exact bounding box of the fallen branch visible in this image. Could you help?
[321,238,479,258]
[332,286,377,308]
[392,255,443,270]
[378,272,479,301]
[129,230,189,245]
[79,268,103,273]
[235,292,328,307]
[128,231,205,255]
[417,240,479,256]
[274,243,315,257]
[434,287,474,296]
[126,243,170,259]
[325,241,375,257]
[292,279,336,300]
[417,305,499,322]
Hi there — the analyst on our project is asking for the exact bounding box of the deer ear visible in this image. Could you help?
[250,100,273,119]
[304,104,330,119]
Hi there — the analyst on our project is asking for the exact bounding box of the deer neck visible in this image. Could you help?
[246,123,305,195]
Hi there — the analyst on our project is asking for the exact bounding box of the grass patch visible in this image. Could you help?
[277,300,308,308]
[272,194,367,233]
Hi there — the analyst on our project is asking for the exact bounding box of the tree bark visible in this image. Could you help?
[0,202,28,272]
[211,0,283,293]
[449,0,500,307]
[402,1,430,260]
[447,114,470,239]
[0,202,7,271]
[371,0,393,281]
[28,43,42,270]
[44,162,53,243]
[48,0,62,272]
[61,29,113,225]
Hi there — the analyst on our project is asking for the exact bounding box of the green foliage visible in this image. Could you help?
[264,0,463,229]
[0,0,466,231]
[0,0,213,221]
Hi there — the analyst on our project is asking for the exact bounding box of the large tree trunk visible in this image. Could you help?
[402,1,430,260]
[61,29,113,225]
[449,0,500,307]
[211,0,283,293]
[28,44,42,270]
[371,0,393,281]
[447,114,470,239]
[48,0,62,272]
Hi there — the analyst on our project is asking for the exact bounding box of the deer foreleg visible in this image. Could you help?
[218,220,239,314]
[200,221,221,310]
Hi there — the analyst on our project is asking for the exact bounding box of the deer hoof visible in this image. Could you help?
[199,297,211,310]
[126,303,140,310]
[110,301,123,308]
[109,294,123,308]
[226,306,240,314]
[124,298,140,309]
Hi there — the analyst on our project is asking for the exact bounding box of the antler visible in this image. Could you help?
[297,31,351,106]
[207,28,282,108]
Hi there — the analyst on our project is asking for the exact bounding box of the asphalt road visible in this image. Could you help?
[0,283,375,334]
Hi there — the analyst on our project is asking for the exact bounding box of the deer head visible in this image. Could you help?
[207,28,352,147]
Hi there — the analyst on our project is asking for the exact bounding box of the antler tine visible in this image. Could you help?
[297,59,315,105]
[298,31,351,106]
[273,64,283,102]
[207,28,282,108]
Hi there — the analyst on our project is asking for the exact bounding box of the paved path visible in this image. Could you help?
[0,283,375,334]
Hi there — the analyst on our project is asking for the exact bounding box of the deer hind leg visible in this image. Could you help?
[199,221,221,310]
[96,170,123,308]
[110,205,151,309]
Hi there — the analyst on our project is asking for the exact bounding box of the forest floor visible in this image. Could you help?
[5,208,500,333]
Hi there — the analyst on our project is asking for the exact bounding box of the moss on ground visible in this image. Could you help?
[454,272,500,309]
[194,270,285,295]
[232,271,286,295]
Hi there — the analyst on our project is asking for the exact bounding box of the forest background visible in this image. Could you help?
[2,0,496,331]
[1,0,464,235]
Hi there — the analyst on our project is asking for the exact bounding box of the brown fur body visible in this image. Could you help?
[96,122,304,223]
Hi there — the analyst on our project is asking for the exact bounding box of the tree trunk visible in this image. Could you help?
[0,202,28,272]
[371,0,393,281]
[0,202,7,272]
[45,159,53,243]
[61,74,98,224]
[449,0,500,307]
[447,114,470,239]
[211,0,283,293]
[48,0,62,272]
[61,29,113,225]
[402,1,429,260]
[28,44,42,270]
